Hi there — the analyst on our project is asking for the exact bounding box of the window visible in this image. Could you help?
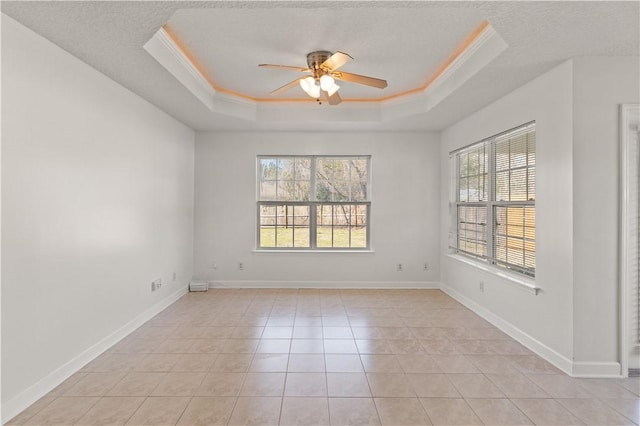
[257,156,370,250]
[451,122,536,277]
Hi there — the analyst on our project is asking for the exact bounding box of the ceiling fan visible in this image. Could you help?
[258,51,388,105]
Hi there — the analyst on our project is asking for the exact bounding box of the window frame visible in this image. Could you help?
[256,155,371,251]
[450,121,536,277]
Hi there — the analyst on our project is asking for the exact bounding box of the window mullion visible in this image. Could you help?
[487,141,495,265]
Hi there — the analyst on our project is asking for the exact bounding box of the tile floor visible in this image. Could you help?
[7,288,640,425]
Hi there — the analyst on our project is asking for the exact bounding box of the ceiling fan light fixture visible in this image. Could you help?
[308,83,321,99]
[299,76,315,93]
[320,74,335,91]
[327,83,340,96]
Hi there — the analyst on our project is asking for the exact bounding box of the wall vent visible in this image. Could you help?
[189,281,209,292]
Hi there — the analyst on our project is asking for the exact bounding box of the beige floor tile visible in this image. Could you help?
[396,354,442,373]
[249,353,289,372]
[284,372,327,396]
[256,339,291,354]
[322,316,350,326]
[290,339,324,354]
[133,354,181,372]
[266,316,295,326]
[617,378,640,396]
[211,353,253,372]
[451,339,493,355]
[558,398,636,425]
[420,338,460,355]
[324,339,358,353]
[576,378,639,399]
[325,354,364,372]
[5,396,55,425]
[488,339,532,355]
[196,372,246,396]
[328,397,381,426]
[107,372,165,396]
[187,338,226,354]
[374,397,432,425]
[292,326,323,339]
[601,398,640,424]
[431,355,480,373]
[200,326,235,339]
[527,374,595,398]
[171,353,217,372]
[294,317,323,326]
[227,396,282,425]
[151,372,206,396]
[379,327,414,340]
[511,398,585,425]
[327,373,372,397]
[221,339,259,354]
[231,327,265,339]
[410,327,445,339]
[287,354,326,372]
[388,339,427,354]
[367,373,416,397]
[466,354,520,374]
[447,373,505,398]
[408,373,461,398]
[63,372,126,396]
[467,398,532,425]
[352,327,385,339]
[239,372,286,396]
[280,397,330,425]
[355,339,393,354]
[176,396,236,425]
[92,353,147,372]
[76,396,145,425]
[505,355,561,374]
[360,354,403,372]
[153,338,195,354]
[262,326,293,339]
[486,372,550,398]
[125,396,190,425]
[24,397,100,425]
[419,398,482,425]
[323,326,353,339]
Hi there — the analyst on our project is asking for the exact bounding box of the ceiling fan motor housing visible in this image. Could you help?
[306,51,333,76]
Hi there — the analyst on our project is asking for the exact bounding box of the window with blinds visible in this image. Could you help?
[450,122,536,277]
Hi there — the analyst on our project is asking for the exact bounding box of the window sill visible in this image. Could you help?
[446,253,540,295]
[253,249,375,254]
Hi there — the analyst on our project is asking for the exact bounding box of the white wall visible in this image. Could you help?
[572,57,640,366]
[194,131,440,287]
[1,14,195,417]
[440,57,640,376]
[440,60,576,366]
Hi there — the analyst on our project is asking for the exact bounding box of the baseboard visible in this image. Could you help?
[209,280,441,289]
[439,283,575,376]
[1,285,188,424]
[571,362,622,378]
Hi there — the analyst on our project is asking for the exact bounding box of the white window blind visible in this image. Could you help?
[450,122,536,277]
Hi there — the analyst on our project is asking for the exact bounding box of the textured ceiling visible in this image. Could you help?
[2,1,639,131]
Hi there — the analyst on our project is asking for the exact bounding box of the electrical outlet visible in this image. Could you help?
[151,278,162,291]
[238,262,244,271]
[423,262,429,271]
[397,263,403,272]
[479,281,484,292]
[212,263,218,269]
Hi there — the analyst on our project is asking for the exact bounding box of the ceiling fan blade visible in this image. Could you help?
[259,64,311,72]
[325,90,342,105]
[332,71,388,89]
[320,51,353,71]
[270,78,302,95]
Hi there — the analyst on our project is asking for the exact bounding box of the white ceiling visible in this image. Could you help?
[2,1,639,132]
